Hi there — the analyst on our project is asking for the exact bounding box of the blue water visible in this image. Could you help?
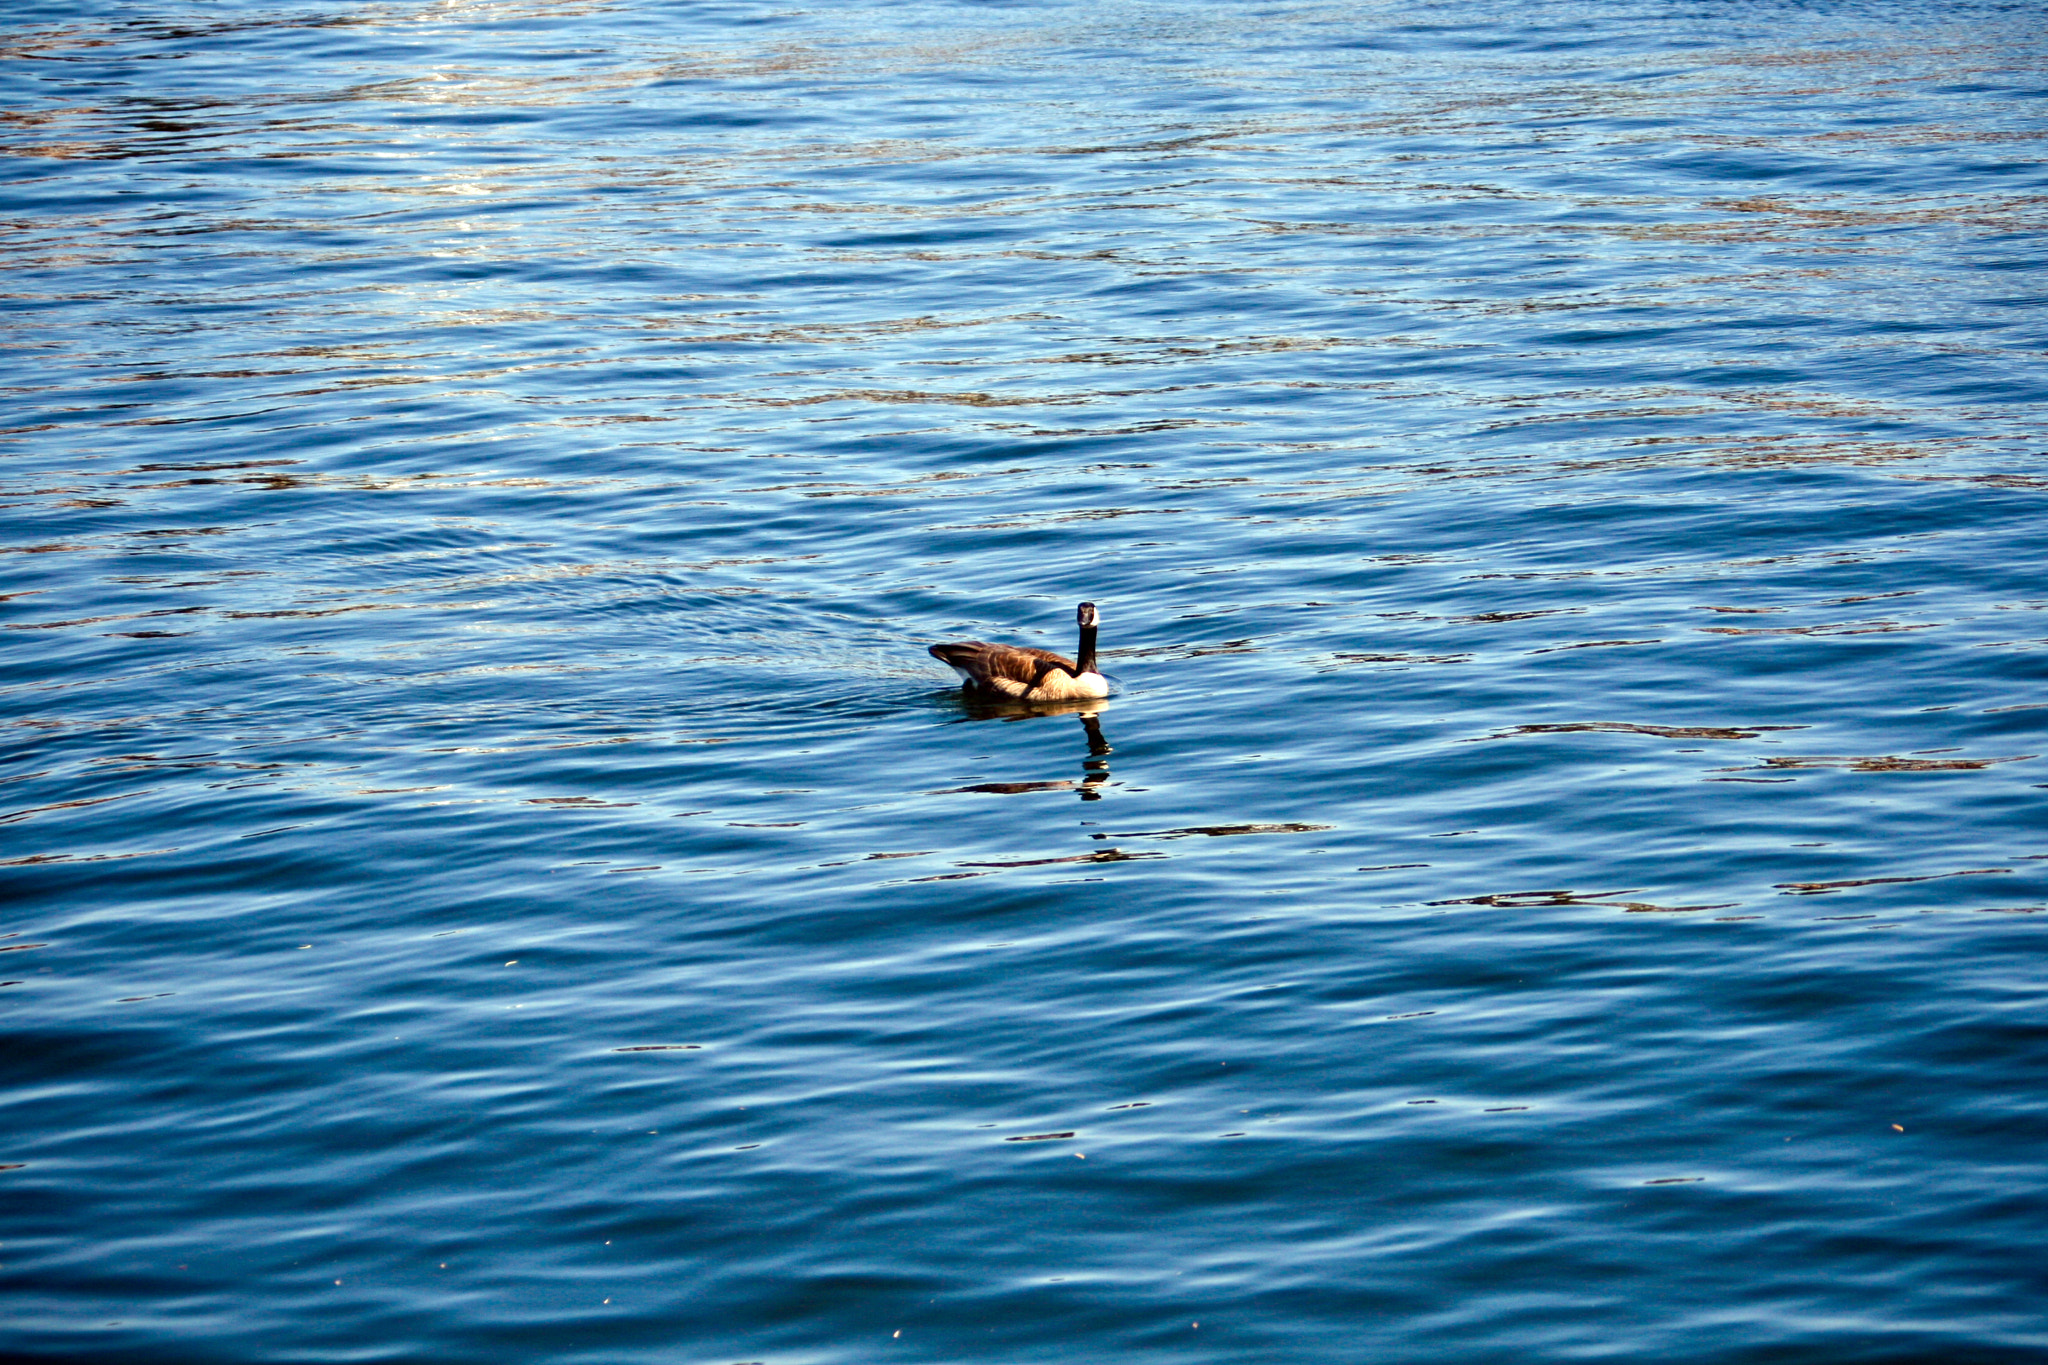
[4,0,2047,1360]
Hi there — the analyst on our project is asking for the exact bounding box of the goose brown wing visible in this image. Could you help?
[928,641,1076,688]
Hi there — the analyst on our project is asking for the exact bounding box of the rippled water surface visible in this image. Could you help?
[4,0,2047,1359]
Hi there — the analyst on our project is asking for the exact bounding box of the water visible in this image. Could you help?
[4,0,2047,1359]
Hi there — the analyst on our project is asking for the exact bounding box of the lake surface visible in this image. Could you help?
[4,0,2047,1360]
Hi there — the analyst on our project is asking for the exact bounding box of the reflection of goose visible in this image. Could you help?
[1076,711,1111,800]
[938,705,1116,801]
[929,602,1110,701]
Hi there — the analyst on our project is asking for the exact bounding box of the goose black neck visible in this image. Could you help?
[1076,623,1098,674]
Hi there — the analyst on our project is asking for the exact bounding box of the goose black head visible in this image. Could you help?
[1077,601,1099,628]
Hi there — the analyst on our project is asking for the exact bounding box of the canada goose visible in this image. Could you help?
[929,602,1110,701]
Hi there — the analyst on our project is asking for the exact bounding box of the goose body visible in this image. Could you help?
[929,602,1110,701]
